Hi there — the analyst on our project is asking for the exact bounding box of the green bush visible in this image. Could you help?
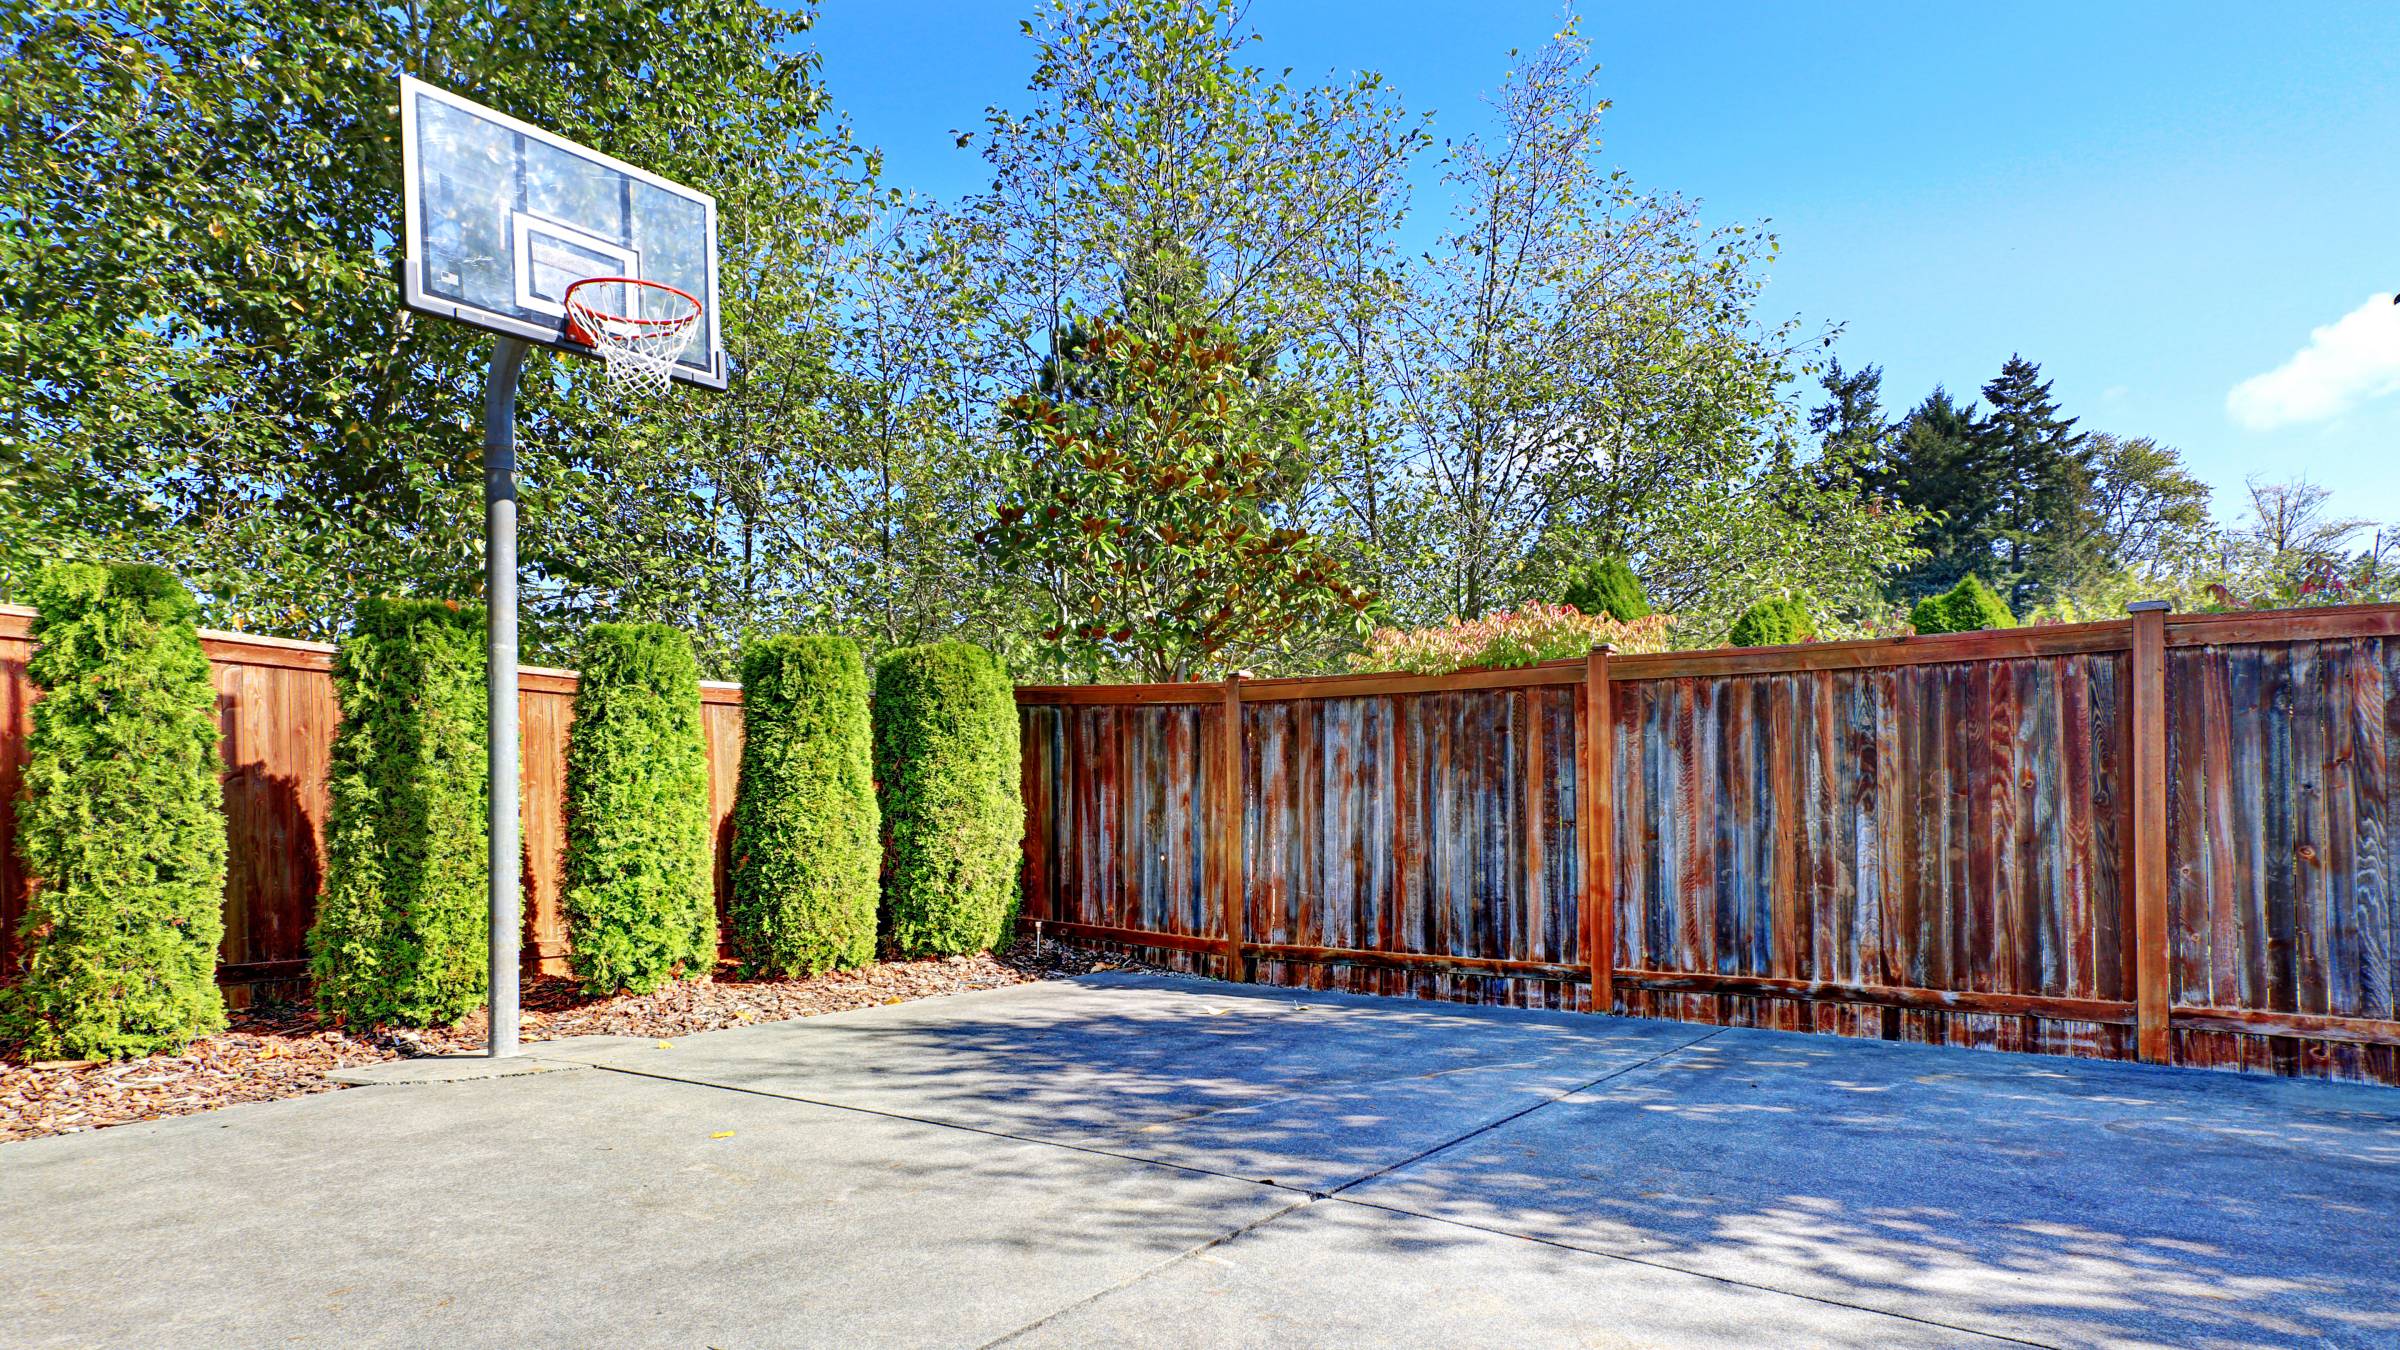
[1909,576,2017,635]
[1727,597,1816,647]
[563,623,716,995]
[307,598,489,1027]
[874,643,1024,957]
[727,636,879,977]
[1560,556,1652,621]
[5,563,227,1059]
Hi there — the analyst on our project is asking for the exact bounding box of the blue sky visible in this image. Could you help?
[801,1,2400,528]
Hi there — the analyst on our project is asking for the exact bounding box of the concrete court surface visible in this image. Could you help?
[3,973,2397,1349]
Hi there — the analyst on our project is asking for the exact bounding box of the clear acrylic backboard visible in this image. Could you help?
[398,74,725,389]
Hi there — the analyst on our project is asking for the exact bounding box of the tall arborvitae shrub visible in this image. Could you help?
[308,598,489,1026]
[563,623,716,994]
[5,563,227,1059]
[1561,556,1652,622]
[1909,576,2017,635]
[727,636,879,976]
[874,643,1024,957]
[1727,597,1816,647]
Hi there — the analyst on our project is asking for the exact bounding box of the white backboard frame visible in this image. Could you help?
[398,73,726,390]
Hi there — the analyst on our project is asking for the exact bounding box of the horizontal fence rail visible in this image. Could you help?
[1016,604,2400,1085]
[0,605,744,1005]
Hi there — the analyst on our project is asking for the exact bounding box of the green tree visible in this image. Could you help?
[1373,25,1918,635]
[2080,433,2216,579]
[983,322,1373,680]
[308,598,488,1027]
[1909,576,2016,634]
[5,563,227,1059]
[1560,556,1652,621]
[1976,355,2096,610]
[1727,597,1816,647]
[562,623,716,996]
[2,0,872,667]
[874,643,1025,956]
[1864,387,1996,600]
[967,0,1425,377]
[1809,358,1894,466]
[727,636,879,976]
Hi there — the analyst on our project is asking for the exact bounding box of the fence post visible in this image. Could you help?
[2127,601,2171,1063]
[1580,645,1615,1014]
[1219,675,1247,982]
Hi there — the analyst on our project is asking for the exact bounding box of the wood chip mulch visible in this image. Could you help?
[0,941,1134,1146]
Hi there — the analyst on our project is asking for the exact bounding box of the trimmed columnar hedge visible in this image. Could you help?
[5,563,227,1059]
[727,635,879,976]
[563,623,717,994]
[1728,596,1815,647]
[1910,576,2017,635]
[1561,556,1652,622]
[874,643,1024,957]
[308,598,489,1027]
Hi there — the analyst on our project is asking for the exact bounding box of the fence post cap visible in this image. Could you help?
[1588,643,1617,655]
[2124,600,2173,614]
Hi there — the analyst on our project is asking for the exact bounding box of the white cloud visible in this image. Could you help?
[2227,293,2400,430]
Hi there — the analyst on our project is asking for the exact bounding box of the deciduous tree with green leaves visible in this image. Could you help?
[2,0,876,670]
[1365,24,1919,637]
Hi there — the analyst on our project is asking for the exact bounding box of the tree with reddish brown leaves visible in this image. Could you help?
[982,321,1373,682]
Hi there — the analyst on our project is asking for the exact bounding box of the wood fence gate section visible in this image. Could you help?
[0,606,744,1006]
[1016,605,2400,1085]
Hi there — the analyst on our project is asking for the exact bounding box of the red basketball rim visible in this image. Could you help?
[561,276,702,346]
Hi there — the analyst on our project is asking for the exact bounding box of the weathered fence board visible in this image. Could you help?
[1018,604,2400,1085]
[1607,655,2134,1056]
[0,606,743,1006]
[2166,633,2400,1082]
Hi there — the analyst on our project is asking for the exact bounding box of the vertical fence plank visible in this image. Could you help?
[2130,602,2172,1062]
[1581,646,1615,1012]
[1219,676,1247,981]
[1523,689,1545,964]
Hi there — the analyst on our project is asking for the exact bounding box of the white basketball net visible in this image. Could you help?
[563,279,702,399]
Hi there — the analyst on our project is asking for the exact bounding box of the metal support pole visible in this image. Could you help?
[484,336,529,1058]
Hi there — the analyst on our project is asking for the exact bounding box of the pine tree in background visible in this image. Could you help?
[5,563,227,1059]
[308,599,489,1027]
[727,636,880,977]
[1559,556,1652,622]
[874,643,1024,957]
[1860,387,1996,600]
[1809,358,1894,465]
[1975,355,2096,610]
[563,623,717,996]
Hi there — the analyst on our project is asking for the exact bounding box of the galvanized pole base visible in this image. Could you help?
[484,336,529,1058]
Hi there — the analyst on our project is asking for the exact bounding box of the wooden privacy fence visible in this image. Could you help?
[0,605,745,1005]
[1017,603,2400,1084]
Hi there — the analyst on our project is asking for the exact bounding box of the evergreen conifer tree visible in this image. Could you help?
[1975,355,2097,610]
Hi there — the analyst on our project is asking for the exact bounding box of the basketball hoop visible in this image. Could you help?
[562,276,703,397]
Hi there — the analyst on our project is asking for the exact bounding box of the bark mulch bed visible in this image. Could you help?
[1,941,1132,1145]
